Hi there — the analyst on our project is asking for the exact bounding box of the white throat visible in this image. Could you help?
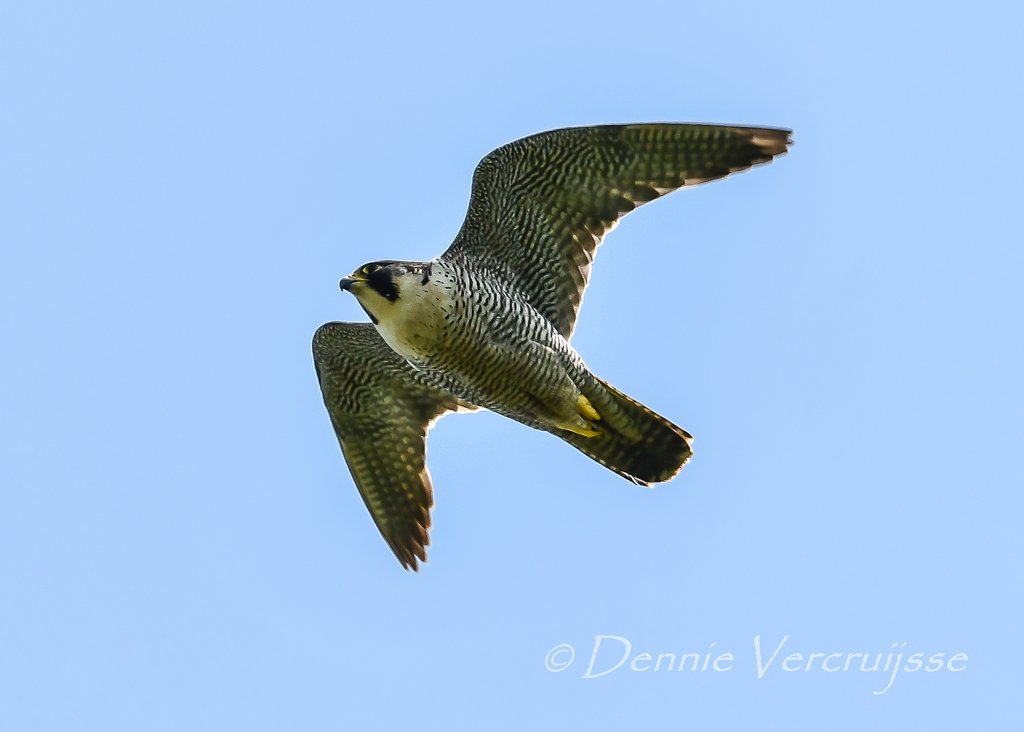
[370,276,454,365]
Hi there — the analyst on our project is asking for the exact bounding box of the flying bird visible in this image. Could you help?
[313,123,791,569]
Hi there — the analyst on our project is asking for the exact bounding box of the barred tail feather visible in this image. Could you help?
[561,377,693,485]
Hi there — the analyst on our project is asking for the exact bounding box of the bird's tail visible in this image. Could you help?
[559,377,693,485]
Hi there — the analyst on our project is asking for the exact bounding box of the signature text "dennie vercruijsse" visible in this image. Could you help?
[545,634,967,695]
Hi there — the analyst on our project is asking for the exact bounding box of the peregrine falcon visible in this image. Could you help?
[313,123,791,569]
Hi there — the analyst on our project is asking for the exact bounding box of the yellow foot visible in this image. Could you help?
[577,394,601,422]
[556,421,602,438]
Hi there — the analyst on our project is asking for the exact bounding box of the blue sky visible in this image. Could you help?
[1,1,1021,729]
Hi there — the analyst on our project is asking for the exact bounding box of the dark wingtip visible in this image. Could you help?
[747,127,793,158]
[388,531,429,572]
[399,557,419,572]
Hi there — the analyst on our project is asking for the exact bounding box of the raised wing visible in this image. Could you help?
[312,322,472,570]
[441,123,791,338]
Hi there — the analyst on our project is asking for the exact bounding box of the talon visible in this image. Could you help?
[577,394,601,422]
[558,422,602,438]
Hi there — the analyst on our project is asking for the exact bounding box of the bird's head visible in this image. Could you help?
[339,260,431,325]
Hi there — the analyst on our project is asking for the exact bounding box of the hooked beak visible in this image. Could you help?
[339,273,367,292]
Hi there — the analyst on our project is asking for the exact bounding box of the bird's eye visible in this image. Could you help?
[363,264,380,275]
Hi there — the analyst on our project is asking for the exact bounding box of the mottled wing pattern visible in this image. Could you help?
[312,322,472,570]
[442,123,791,338]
